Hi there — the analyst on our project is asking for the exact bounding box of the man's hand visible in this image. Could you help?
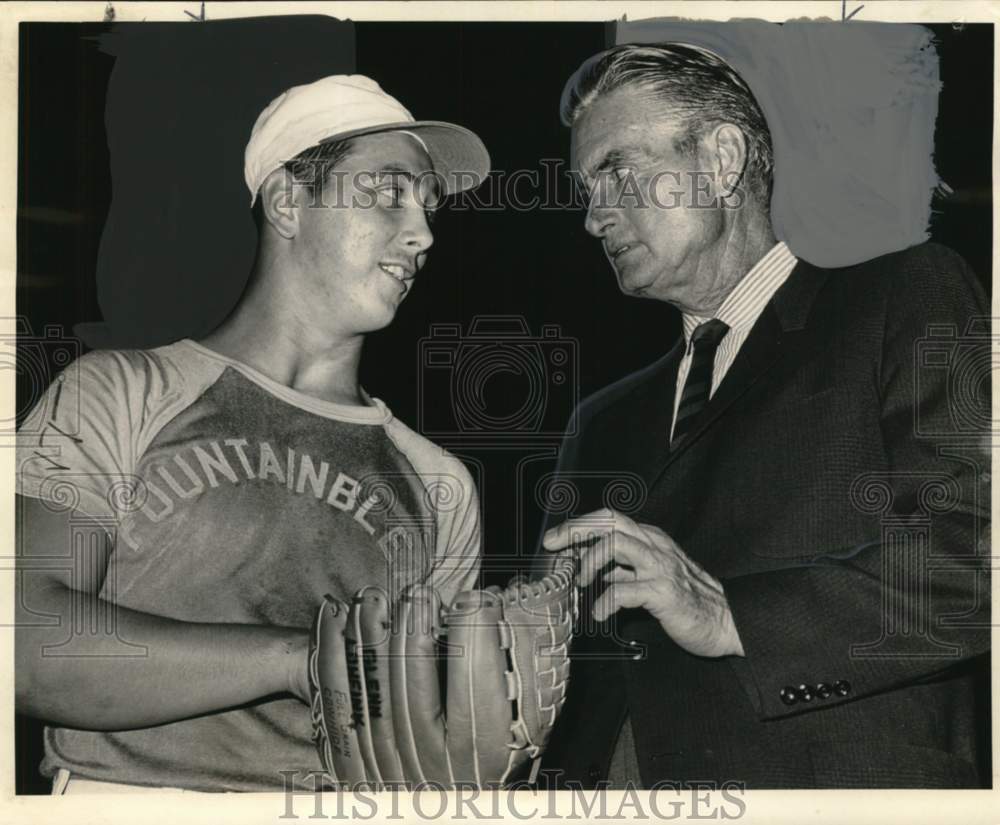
[543,509,744,658]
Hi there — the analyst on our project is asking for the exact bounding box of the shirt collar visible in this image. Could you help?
[682,242,798,342]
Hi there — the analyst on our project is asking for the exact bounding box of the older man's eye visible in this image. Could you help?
[612,167,632,183]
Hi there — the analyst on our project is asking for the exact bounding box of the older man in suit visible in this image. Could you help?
[540,43,990,789]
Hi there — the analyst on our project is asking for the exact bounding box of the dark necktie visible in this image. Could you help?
[672,319,730,444]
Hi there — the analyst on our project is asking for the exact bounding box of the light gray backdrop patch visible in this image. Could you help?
[616,19,941,268]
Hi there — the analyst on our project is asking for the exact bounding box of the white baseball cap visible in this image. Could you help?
[244,74,490,205]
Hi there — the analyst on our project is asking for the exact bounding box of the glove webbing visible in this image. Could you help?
[496,573,577,784]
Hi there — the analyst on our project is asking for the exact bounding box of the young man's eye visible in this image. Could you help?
[612,167,631,183]
[381,185,403,207]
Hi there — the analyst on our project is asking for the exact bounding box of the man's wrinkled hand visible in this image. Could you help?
[543,509,744,658]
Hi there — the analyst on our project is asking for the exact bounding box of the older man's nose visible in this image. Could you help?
[584,198,617,238]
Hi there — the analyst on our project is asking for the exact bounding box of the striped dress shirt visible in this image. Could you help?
[669,242,799,441]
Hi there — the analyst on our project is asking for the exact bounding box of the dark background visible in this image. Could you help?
[15,19,993,794]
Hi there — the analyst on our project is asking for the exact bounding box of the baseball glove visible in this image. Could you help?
[307,557,577,790]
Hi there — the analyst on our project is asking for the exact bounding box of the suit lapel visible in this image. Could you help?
[646,259,830,486]
[612,341,683,488]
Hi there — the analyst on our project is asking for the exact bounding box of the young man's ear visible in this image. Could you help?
[259,168,299,239]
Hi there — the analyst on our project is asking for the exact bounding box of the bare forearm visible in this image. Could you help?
[16,583,309,730]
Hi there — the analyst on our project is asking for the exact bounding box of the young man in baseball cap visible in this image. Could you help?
[16,75,490,793]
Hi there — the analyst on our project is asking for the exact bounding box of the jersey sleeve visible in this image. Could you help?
[16,349,160,522]
[423,456,482,603]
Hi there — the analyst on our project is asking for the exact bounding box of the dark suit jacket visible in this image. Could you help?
[540,243,991,789]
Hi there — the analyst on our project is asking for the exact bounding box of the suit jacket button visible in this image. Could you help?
[815,682,833,699]
[587,765,602,784]
[834,679,852,697]
[779,686,799,705]
[797,683,814,702]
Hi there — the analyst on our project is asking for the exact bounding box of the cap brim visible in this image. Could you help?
[319,120,490,196]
